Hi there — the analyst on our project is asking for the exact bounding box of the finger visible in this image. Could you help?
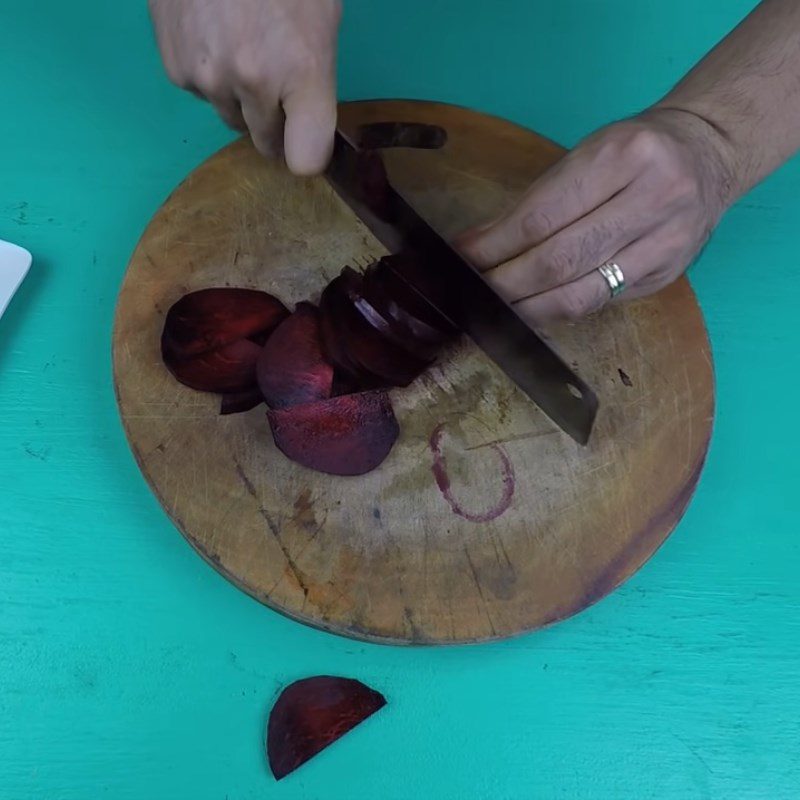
[483,190,654,302]
[610,223,695,301]
[512,237,657,326]
[457,144,639,270]
[239,89,285,159]
[282,78,337,175]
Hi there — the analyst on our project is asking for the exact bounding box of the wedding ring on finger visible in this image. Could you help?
[597,261,626,298]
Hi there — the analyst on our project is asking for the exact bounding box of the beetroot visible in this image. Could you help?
[267,676,386,780]
[160,248,457,475]
[320,274,431,388]
[340,267,441,362]
[319,277,389,389]
[220,387,264,415]
[381,253,458,332]
[257,302,334,409]
[162,288,288,360]
[163,337,262,393]
[364,258,455,343]
[267,391,399,476]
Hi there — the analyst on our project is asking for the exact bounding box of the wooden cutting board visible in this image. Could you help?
[113,100,714,645]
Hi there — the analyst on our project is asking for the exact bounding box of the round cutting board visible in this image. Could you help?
[113,100,714,645]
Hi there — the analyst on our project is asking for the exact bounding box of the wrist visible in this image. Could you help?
[645,103,744,210]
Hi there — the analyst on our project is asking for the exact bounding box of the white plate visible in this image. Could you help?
[0,239,32,319]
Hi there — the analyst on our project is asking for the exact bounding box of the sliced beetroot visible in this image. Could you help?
[163,337,262,393]
[319,276,388,387]
[267,391,399,476]
[220,387,264,415]
[321,273,431,388]
[162,288,288,360]
[339,267,440,362]
[256,302,334,409]
[267,676,386,780]
[380,253,458,334]
[364,260,454,345]
[330,369,366,397]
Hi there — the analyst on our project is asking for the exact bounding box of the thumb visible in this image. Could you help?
[282,76,337,176]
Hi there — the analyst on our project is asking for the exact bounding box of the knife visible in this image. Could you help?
[325,128,598,444]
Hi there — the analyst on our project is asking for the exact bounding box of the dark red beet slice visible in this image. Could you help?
[364,260,453,345]
[163,338,262,393]
[319,276,389,388]
[330,369,363,397]
[162,288,288,360]
[321,273,430,388]
[267,676,386,780]
[256,302,334,409]
[339,267,440,362]
[220,387,264,415]
[380,253,458,334]
[267,391,399,476]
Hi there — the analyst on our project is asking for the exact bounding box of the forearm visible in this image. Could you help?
[656,0,800,200]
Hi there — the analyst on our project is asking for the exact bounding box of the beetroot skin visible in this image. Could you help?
[267,676,386,780]
[267,391,399,476]
[219,387,264,415]
[162,287,288,360]
[162,337,262,393]
[257,302,334,409]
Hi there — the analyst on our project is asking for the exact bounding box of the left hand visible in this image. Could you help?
[456,108,737,326]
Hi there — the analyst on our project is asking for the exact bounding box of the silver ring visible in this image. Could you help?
[597,261,626,298]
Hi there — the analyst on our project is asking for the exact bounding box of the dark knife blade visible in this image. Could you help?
[325,129,598,444]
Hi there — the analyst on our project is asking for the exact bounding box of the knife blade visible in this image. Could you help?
[325,129,598,444]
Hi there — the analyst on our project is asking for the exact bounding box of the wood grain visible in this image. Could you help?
[112,100,714,645]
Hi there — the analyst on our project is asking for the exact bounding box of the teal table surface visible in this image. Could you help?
[2,1,798,798]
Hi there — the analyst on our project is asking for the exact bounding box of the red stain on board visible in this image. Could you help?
[429,423,515,522]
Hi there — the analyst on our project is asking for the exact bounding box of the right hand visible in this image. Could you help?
[149,0,342,175]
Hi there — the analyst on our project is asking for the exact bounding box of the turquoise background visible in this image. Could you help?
[2,1,797,797]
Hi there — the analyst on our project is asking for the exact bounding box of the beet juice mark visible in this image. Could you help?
[429,423,515,523]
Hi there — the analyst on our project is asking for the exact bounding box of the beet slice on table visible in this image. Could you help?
[219,387,264,415]
[163,337,263,393]
[256,302,334,409]
[320,273,431,388]
[267,676,386,780]
[378,253,459,335]
[267,390,399,476]
[161,287,288,360]
[363,259,454,346]
[319,275,389,389]
[339,266,441,362]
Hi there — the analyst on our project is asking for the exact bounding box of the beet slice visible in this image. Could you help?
[267,391,399,475]
[364,260,453,345]
[163,337,262,393]
[321,273,430,388]
[162,288,288,360]
[267,676,386,780]
[330,369,363,397]
[379,253,458,334]
[220,387,264,415]
[319,275,389,388]
[339,267,441,362]
[256,302,334,409]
